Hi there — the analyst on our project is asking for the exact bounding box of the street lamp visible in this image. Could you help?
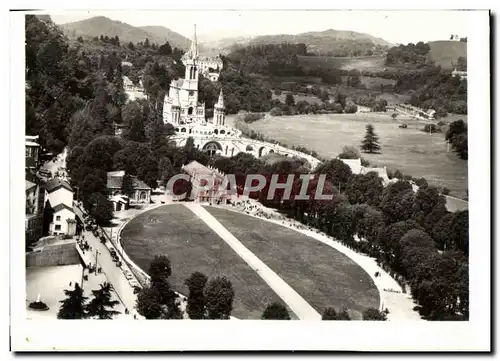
[95,250,101,275]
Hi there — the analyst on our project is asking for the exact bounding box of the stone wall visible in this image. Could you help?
[26,241,80,267]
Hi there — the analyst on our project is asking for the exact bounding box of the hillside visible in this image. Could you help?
[59,16,191,49]
[246,29,392,56]
[138,25,191,49]
[428,40,467,69]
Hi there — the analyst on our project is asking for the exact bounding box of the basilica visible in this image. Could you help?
[162,25,226,130]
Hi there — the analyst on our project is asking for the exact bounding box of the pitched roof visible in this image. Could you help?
[107,172,151,190]
[25,180,36,191]
[45,178,72,193]
[52,203,74,213]
[339,158,362,175]
[182,161,222,178]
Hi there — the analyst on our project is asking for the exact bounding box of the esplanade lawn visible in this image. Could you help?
[121,204,292,319]
[121,204,379,320]
[204,206,379,320]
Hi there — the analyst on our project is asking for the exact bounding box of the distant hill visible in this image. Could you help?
[427,40,467,69]
[138,25,191,49]
[59,16,191,50]
[222,29,392,56]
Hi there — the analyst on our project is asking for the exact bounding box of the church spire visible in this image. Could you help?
[189,24,198,59]
[216,89,224,108]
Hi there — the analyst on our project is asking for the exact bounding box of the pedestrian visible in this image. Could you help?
[125,308,129,315]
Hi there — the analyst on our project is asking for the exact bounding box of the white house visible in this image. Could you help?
[45,178,73,208]
[49,204,76,236]
[44,178,76,236]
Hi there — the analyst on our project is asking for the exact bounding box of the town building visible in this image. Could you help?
[123,76,147,102]
[163,25,226,131]
[44,178,76,236]
[26,179,45,243]
[452,68,467,80]
[25,135,40,172]
[182,160,228,204]
[107,170,152,204]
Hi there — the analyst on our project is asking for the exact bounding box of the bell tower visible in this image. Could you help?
[213,89,225,126]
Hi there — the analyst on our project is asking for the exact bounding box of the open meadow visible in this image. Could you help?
[236,113,468,198]
[298,55,387,72]
[121,204,292,319]
[204,206,380,320]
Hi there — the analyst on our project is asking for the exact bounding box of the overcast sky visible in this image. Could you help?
[49,10,469,44]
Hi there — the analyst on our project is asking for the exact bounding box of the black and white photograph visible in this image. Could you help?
[8,5,491,352]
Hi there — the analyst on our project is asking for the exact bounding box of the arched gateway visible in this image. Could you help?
[202,141,223,156]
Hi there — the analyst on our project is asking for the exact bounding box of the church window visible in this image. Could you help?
[188,107,193,115]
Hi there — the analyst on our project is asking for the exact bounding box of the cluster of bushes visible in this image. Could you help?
[445,120,468,160]
[226,43,305,77]
[385,42,432,66]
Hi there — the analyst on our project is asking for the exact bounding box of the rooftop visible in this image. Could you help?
[107,172,151,190]
[26,180,36,191]
[44,178,73,193]
[52,203,74,213]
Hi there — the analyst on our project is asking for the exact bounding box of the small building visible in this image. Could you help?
[338,158,363,175]
[110,194,130,212]
[26,179,44,242]
[26,135,40,172]
[49,203,77,236]
[182,160,228,204]
[107,171,152,204]
[45,178,73,208]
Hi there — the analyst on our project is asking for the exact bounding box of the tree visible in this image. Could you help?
[86,282,120,319]
[185,272,208,319]
[88,192,114,225]
[58,283,88,319]
[336,308,351,320]
[314,158,353,192]
[120,172,133,195]
[322,307,337,320]
[261,302,291,320]
[361,124,381,153]
[158,158,175,187]
[136,286,164,319]
[338,146,360,159]
[136,256,181,319]
[362,308,387,320]
[204,276,234,319]
[345,172,384,206]
[379,180,415,224]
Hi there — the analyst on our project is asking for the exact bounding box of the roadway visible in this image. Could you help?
[73,204,140,317]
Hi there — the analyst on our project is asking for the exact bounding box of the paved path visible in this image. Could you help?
[183,202,321,320]
[73,205,139,317]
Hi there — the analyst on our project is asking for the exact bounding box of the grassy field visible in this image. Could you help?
[204,206,380,320]
[272,92,323,105]
[298,55,387,72]
[428,40,467,70]
[240,113,468,198]
[121,204,293,319]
